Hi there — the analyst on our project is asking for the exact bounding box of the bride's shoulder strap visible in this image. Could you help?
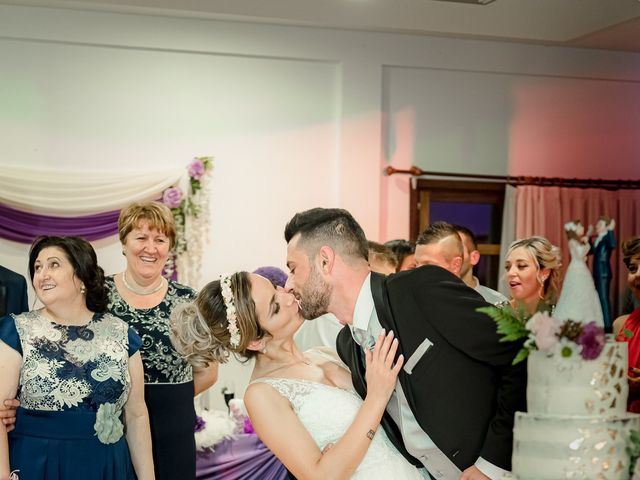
[249,377,314,412]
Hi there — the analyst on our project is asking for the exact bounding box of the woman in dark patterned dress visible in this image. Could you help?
[107,202,218,480]
[0,236,154,480]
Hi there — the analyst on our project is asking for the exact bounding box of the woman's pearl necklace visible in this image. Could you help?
[122,271,166,296]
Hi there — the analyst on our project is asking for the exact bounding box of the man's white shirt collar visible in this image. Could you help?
[351,272,374,336]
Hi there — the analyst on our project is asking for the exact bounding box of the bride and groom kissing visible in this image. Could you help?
[169,207,527,480]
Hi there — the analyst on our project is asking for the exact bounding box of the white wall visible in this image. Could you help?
[1,4,639,409]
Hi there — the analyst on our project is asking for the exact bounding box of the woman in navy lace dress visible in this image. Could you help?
[0,236,153,480]
[106,202,218,480]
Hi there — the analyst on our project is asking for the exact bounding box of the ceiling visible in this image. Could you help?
[3,0,640,52]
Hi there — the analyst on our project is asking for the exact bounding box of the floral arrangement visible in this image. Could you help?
[161,156,213,286]
[193,399,254,451]
[194,409,238,451]
[478,306,606,365]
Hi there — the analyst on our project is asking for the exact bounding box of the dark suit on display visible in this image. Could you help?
[589,231,616,330]
[0,265,29,317]
[336,266,527,474]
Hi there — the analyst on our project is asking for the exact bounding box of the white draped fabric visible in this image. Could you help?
[0,165,185,215]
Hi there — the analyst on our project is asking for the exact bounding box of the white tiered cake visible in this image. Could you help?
[512,341,640,479]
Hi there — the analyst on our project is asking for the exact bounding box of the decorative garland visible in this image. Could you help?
[161,156,214,287]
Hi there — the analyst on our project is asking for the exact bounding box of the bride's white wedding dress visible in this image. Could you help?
[250,376,423,479]
[554,238,604,326]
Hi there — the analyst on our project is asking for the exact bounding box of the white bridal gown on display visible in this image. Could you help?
[554,239,604,326]
[250,375,424,480]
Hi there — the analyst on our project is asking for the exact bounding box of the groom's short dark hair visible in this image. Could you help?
[284,208,369,261]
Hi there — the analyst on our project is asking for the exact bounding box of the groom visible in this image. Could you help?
[284,208,526,480]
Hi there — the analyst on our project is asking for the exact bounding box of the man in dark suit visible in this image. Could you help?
[284,208,526,480]
[589,216,616,331]
[0,265,29,317]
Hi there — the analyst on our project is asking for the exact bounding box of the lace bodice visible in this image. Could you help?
[106,276,195,384]
[568,238,590,263]
[250,376,422,479]
[4,311,140,412]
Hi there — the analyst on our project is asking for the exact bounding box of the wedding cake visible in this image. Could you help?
[512,340,640,479]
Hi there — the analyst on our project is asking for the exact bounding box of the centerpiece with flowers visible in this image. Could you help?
[478,305,606,365]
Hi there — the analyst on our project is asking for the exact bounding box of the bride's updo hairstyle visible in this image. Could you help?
[507,236,562,305]
[170,271,266,367]
[564,220,583,242]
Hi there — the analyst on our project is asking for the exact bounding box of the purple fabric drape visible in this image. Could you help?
[0,202,120,243]
[196,433,288,480]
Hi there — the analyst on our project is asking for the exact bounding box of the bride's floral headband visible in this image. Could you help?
[220,273,241,348]
[564,221,581,233]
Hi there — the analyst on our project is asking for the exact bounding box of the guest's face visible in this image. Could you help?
[505,247,545,302]
[628,255,640,300]
[415,238,462,277]
[122,221,170,279]
[250,274,302,337]
[285,234,332,320]
[32,246,83,308]
[398,254,417,271]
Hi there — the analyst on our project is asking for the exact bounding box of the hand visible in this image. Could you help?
[460,465,491,480]
[586,225,594,237]
[364,330,404,403]
[0,399,20,433]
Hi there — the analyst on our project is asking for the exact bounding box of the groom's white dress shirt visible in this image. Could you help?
[349,273,508,480]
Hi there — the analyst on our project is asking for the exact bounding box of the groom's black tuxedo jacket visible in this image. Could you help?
[336,266,527,472]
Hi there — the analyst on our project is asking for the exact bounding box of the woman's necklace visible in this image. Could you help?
[122,271,166,296]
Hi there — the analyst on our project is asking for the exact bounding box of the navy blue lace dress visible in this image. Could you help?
[106,276,197,480]
[0,311,142,480]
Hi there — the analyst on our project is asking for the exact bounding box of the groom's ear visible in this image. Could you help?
[318,246,335,274]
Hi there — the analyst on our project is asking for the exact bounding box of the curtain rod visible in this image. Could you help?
[384,166,640,190]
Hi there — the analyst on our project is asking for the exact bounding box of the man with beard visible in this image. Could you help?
[284,208,526,480]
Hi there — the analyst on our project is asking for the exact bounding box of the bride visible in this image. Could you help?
[170,272,423,480]
[554,220,604,326]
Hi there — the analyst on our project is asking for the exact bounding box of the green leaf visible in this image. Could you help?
[624,328,634,339]
[477,305,529,344]
[511,347,530,365]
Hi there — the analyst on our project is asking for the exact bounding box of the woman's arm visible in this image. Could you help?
[0,343,21,480]
[193,362,218,396]
[245,331,403,480]
[124,352,155,480]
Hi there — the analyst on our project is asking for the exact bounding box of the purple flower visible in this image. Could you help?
[188,159,206,179]
[242,416,254,434]
[162,187,183,209]
[194,415,206,433]
[577,322,605,360]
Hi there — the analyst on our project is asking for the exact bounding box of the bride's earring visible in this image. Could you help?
[261,340,267,354]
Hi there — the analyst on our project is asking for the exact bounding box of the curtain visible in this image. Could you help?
[0,165,185,215]
[512,185,640,315]
[498,185,517,297]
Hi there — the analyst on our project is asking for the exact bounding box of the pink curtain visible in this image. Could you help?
[514,185,640,315]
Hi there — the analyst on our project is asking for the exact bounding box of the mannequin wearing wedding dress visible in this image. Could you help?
[554,221,604,327]
[170,272,423,480]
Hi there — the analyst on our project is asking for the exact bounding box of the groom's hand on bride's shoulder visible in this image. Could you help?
[364,330,404,402]
[460,465,490,480]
